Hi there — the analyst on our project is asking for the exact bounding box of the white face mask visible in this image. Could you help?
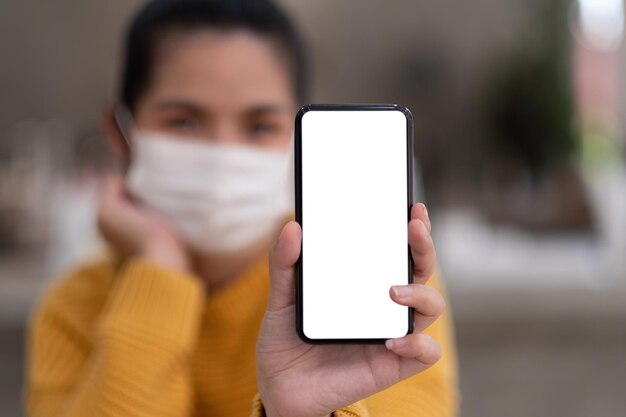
[126,129,294,254]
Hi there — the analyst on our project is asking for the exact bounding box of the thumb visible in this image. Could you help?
[267,220,302,313]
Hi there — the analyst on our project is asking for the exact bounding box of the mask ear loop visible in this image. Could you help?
[113,106,134,157]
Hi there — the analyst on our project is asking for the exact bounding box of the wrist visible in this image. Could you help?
[142,239,190,272]
[264,411,331,417]
[262,399,332,417]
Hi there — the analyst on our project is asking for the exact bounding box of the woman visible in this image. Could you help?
[24,0,458,416]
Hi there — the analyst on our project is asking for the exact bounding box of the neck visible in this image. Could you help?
[191,229,279,293]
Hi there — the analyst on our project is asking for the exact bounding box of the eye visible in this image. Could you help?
[164,117,201,132]
[248,121,280,136]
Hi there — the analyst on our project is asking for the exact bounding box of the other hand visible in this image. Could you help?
[97,174,190,271]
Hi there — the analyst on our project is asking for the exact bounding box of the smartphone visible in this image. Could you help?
[295,104,414,344]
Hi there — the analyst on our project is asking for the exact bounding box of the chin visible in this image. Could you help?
[189,232,276,287]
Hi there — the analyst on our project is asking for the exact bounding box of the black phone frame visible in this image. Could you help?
[294,103,415,344]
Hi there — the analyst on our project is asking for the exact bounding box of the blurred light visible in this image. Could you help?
[577,0,624,51]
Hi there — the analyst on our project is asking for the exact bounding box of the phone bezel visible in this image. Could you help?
[294,103,415,344]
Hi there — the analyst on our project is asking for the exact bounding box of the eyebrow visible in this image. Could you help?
[245,104,291,116]
[152,99,291,117]
[153,100,204,114]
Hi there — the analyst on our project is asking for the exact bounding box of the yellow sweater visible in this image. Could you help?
[25,252,459,417]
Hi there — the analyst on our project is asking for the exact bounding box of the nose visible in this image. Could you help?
[211,120,242,144]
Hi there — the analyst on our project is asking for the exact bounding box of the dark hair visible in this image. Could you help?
[120,0,308,112]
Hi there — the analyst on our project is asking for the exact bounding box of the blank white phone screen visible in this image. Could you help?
[301,109,410,340]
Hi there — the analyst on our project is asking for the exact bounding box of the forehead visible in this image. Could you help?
[143,28,295,112]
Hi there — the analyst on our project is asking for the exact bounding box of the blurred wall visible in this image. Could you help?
[0,0,144,134]
[0,0,532,146]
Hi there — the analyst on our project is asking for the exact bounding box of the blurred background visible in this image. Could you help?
[0,0,625,415]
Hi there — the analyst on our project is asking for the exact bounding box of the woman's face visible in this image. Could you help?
[132,28,297,151]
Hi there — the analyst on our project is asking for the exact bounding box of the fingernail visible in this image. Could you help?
[279,222,291,242]
[419,219,429,236]
[420,203,431,230]
[273,225,287,251]
[391,285,412,299]
[385,337,406,350]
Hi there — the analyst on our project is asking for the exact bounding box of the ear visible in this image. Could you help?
[101,108,131,165]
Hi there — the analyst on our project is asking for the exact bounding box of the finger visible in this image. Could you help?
[97,174,149,253]
[267,221,302,313]
[99,174,124,209]
[97,175,124,232]
[408,217,435,283]
[389,283,446,333]
[411,203,431,232]
[385,333,441,367]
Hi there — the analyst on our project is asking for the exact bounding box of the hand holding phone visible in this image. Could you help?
[255,104,444,417]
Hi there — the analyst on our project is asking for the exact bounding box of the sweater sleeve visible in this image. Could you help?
[25,258,205,417]
[248,271,459,417]
[248,394,371,417]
